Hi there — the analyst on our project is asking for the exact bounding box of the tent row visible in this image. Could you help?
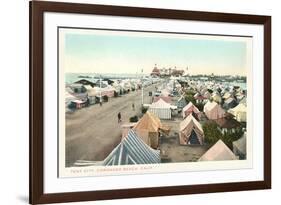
[65,76,154,111]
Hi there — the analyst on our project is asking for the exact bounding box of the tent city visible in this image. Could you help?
[63,29,248,169]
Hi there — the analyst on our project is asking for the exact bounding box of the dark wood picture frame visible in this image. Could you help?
[30,1,271,204]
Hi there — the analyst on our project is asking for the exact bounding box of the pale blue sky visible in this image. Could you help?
[62,30,250,76]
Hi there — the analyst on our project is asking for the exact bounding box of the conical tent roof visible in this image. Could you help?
[102,129,160,166]
[198,140,237,161]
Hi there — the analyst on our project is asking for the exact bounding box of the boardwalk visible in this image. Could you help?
[65,84,157,167]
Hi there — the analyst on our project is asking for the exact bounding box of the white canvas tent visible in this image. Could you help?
[179,115,204,145]
[149,98,172,119]
[203,101,225,120]
[198,140,237,161]
[228,103,247,122]
[102,129,161,166]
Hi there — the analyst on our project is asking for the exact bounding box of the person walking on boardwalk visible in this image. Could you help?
[118,112,122,123]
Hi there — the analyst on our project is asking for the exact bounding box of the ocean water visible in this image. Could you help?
[65,73,145,84]
[227,82,247,90]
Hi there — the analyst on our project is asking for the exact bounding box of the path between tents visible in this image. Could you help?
[65,84,158,167]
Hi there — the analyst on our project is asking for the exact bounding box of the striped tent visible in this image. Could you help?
[102,130,161,166]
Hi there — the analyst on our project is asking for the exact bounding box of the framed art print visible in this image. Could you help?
[30,1,271,204]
